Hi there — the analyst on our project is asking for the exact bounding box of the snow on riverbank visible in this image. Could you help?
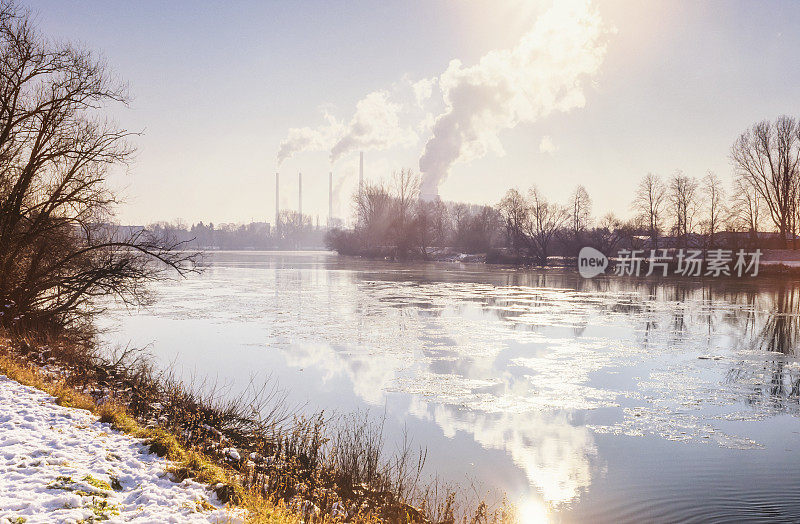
[0,374,245,523]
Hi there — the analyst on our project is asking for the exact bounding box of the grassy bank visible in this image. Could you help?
[0,338,296,523]
[0,331,517,523]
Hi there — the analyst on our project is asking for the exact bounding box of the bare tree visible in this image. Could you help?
[668,171,699,246]
[701,171,725,247]
[729,174,764,243]
[0,2,195,331]
[593,213,619,252]
[632,173,666,247]
[452,203,501,254]
[569,185,592,238]
[409,200,432,256]
[524,186,568,265]
[276,210,313,248]
[452,203,471,247]
[498,188,529,256]
[390,168,419,251]
[731,116,800,248]
[499,187,567,262]
[427,198,450,248]
[354,180,393,248]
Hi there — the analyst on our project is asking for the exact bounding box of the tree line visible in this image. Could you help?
[326,168,503,258]
[327,115,800,261]
[148,211,328,251]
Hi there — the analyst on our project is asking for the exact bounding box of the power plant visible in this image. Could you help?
[274,150,362,230]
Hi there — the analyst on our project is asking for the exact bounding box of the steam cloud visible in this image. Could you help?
[332,166,356,215]
[277,0,608,196]
[330,91,416,163]
[418,0,607,197]
[276,113,341,166]
[276,91,415,165]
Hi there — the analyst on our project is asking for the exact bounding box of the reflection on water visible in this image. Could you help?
[98,251,800,522]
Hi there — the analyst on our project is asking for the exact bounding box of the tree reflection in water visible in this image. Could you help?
[726,286,800,412]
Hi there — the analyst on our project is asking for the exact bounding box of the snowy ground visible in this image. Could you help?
[0,374,246,523]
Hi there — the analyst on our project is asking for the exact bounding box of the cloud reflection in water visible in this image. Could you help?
[100,253,800,511]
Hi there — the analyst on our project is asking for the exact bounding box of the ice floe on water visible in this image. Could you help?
[0,375,244,524]
[97,254,800,508]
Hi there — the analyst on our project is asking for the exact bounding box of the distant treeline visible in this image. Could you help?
[146,210,331,250]
[326,168,503,259]
[326,116,800,263]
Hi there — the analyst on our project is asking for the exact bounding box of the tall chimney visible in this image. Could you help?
[298,172,302,219]
[328,171,333,227]
[359,151,364,195]
[275,172,280,233]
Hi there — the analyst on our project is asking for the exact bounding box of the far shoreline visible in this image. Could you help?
[209,248,800,281]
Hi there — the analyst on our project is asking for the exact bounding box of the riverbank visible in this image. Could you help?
[0,333,511,523]
[0,373,247,523]
[408,248,800,277]
[0,340,300,523]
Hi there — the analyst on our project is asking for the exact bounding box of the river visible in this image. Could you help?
[97,251,800,523]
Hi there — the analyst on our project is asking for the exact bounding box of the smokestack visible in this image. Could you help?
[298,172,302,218]
[359,151,364,195]
[275,172,280,233]
[328,172,333,227]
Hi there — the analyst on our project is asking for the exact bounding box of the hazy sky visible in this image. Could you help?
[25,0,800,226]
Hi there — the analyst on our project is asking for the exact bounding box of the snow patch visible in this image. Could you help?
[0,374,246,523]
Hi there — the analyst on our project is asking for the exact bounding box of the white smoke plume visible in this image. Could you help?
[276,91,416,165]
[276,113,341,166]
[418,0,607,197]
[332,166,356,216]
[276,0,608,194]
[412,77,436,107]
[330,90,416,163]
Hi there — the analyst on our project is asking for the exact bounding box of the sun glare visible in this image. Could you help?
[518,499,551,524]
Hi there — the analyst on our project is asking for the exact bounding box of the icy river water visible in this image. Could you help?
[98,251,800,523]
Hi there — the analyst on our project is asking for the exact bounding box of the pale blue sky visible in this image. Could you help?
[25,0,800,225]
